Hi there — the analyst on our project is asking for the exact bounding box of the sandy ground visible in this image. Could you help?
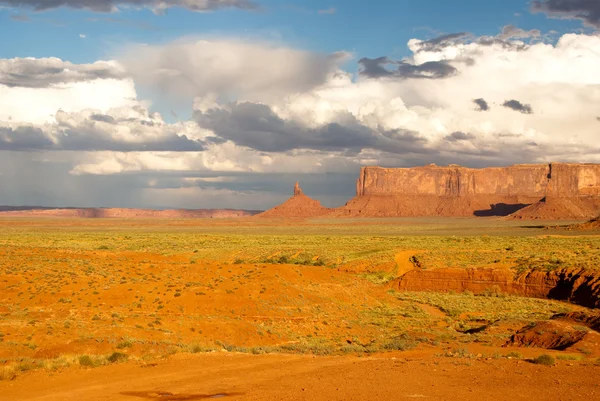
[2,218,600,400]
[1,353,599,401]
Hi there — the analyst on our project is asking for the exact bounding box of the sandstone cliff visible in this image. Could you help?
[394,267,600,309]
[336,163,600,218]
[258,182,331,218]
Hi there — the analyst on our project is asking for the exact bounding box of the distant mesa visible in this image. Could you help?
[3,163,600,221]
[262,163,600,220]
[258,182,331,218]
[0,207,261,219]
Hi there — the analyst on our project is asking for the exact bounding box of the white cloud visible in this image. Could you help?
[119,38,351,104]
[0,103,208,151]
[192,32,600,166]
[3,32,600,208]
[0,57,125,88]
[0,58,134,124]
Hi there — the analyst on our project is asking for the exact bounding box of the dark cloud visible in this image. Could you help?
[0,0,258,13]
[89,114,116,124]
[413,29,535,55]
[445,131,476,142]
[476,36,530,51]
[499,25,541,39]
[473,98,490,111]
[0,108,206,152]
[0,58,125,88]
[532,0,600,28]
[0,126,55,151]
[502,99,533,114]
[416,32,471,52]
[358,57,458,80]
[194,102,430,155]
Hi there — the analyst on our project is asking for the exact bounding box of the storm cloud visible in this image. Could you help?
[473,98,490,111]
[445,131,476,142]
[503,99,534,114]
[194,102,430,155]
[0,0,258,13]
[0,126,55,151]
[0,58,125,88]
[532,0,600,28]
[358,57,458,79]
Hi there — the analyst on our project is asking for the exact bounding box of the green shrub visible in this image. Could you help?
[381,334,416,351]
[556,354,582,361]
[532,354,555,366]
[107,352,128,363]
[78,355,95,367]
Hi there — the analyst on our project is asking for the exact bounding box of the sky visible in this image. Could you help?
[1,0,600,210]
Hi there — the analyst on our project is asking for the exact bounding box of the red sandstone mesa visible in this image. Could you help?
[265,163,600,219]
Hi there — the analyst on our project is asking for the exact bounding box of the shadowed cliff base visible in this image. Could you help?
[332,195,540,218]
[473,203,530,217]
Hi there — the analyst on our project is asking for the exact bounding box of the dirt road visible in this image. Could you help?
[1,353,598,401]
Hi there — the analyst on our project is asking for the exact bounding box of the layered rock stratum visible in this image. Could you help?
[340,163,600,218]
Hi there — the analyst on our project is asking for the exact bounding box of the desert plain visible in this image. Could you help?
[0,215,599,401]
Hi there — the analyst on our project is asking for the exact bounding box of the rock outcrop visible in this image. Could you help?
[394,267,600,308]
[334,163,600,218]
[504,320,590,350]
[258,182,331,218]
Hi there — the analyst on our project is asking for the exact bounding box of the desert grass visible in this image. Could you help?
[0,218,598,380]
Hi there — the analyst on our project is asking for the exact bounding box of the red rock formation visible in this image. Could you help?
[395,268,558,298]
[0,208,260,218]
[504,321,588,350]
[508,197,600,220]
[394,267,600,308]
[259,182,331,218]
[336,163,600,218]
[294,181,303,196]
[509,163,600,220]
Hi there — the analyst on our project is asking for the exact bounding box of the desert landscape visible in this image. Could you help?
[1,163,600,400]
[4,0,600,399]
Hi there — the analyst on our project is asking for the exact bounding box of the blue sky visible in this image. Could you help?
[0,0,584,64]
[1,0,600,209]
